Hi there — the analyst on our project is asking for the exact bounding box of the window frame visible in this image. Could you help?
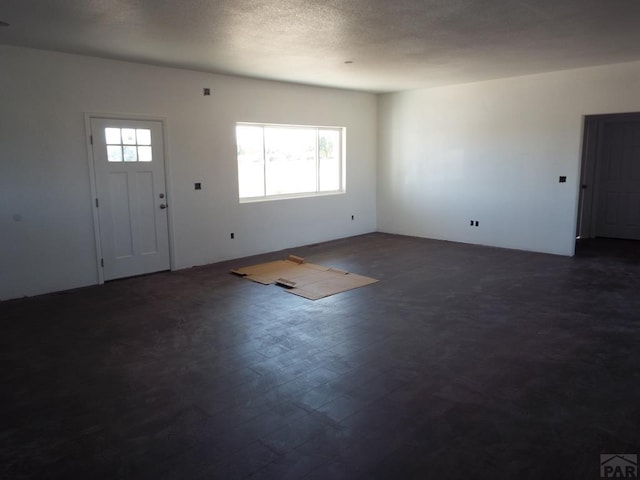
[236,122,346,203]
[104,127,153,163]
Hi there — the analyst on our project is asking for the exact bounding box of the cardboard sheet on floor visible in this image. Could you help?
[231,255,378,300]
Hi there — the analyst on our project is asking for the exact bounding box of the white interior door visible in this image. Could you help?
[91,118,170,280]
[595,120,640,240]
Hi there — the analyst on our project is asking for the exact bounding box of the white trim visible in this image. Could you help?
[161,117,177,272]
[239,190,346,204]
[84,112,175,283]
[236,121,345,130]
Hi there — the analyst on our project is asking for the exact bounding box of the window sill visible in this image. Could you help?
[239,190,345,204]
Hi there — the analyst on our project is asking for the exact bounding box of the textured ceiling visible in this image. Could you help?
[2,0,640,92]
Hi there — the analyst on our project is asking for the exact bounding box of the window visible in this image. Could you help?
[236,123,345,201]
[105,128,152,162]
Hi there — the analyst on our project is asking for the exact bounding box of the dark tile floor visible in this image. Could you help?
[1,233,639,479]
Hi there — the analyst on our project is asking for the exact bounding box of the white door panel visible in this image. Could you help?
[91,118,170,280]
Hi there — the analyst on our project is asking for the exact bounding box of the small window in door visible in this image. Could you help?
[105,128,152,162]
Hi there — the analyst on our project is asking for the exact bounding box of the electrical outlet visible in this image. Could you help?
[230,233,234,239]
[475,221,479,227]
[194,182,201,190]
[470,220,474,226]
[351,215,355,220]
[559,176,567,183]
[203,88,210,96]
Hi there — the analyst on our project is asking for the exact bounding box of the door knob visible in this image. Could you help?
[160,204,167,209]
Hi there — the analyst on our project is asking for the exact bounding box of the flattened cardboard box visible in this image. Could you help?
[231,255,378,300]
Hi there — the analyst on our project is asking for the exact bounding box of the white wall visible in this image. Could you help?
[0,46,377,300]
[378,61,640,256]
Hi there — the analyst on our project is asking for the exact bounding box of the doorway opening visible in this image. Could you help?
[576,112,640,256]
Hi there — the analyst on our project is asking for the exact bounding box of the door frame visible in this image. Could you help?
[576,111,640,240]
[84,112,175,284]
